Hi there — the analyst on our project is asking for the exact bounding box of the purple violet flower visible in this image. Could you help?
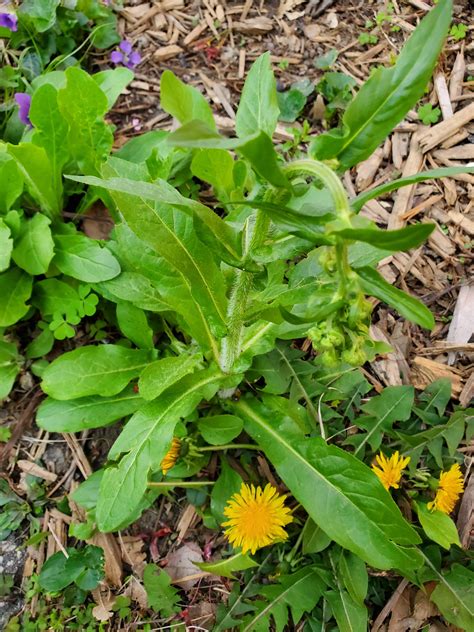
[14,93,32,127]
[0,12,17,31]
[110,40,141,69]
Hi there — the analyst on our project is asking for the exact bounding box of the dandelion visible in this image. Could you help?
[160,438,181,475]
[372,451,410,491]
[110,40,141,69]
[223,483,293,554]
[14,93,32,127]
[0,12,17,31]
[428,463,464,515]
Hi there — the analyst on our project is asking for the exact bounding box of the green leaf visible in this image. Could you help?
[30,83,69,191]
[95,271,170,313]
[38,545,104,593]
[277,89,307,123]
[41,345,152,400]
[96,367,224,531]
[19,0,60,32]
[33,278,80,316]
[353,385,414,455]
[302,518,332,555]
[93,68,134,109]
[116,302,154,349]
[235,52,279,139]
[429,563,474,629]
[57,67,113,173]
[196,553,257,580]
[0,267,33,327]
[7,144,60,218]
[311,0,452,169]
[0,156,23,213]
[232,396,422,571]
[338,550,368,604]
[351,166,474,212]
[191,149,235,197]
[138,355,201,401]
[210,457,243,525]
[325,589,368,632]
[414,501,461,550]
[0,219,13,272]
[54,234,121,282]
[36,385,145,432]
[160,69,216,129]
[333,223,435,252]
[198,415,244,445]
[12,214,55,275]
[143,564,180,616]
[0,340,21,401]
[357,266,434,329]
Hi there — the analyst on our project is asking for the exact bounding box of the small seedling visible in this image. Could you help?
[418,103,441,124]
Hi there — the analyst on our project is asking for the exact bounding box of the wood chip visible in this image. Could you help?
[176,504,199,545]
[183,22,207,46]
[233,17,273,33]
[153,44,183,60]
[434,73,453,120]
[446,284,474,364]
[449,50,466,110]
[410,357,463,397]
[16,460,57,482]
[459,371,474,408]
[456,473,473,548]
[388,131,424,229]
[356,147,384,191]
[419,102,474,152]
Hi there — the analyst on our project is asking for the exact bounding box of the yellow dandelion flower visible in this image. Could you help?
[371,451,410,491]
[427,463,464,515]
[223,483,293,555]
[160,438,181,475]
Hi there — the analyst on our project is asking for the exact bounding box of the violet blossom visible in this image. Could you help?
[14,93,32,127]
[110,40,141,69]
[0,12,17,31]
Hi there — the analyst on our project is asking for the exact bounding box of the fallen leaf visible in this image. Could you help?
[166,542,204,590]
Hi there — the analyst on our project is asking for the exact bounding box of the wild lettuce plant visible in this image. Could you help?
[2,0,473,626]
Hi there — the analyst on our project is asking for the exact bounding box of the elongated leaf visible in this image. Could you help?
[0,219,13,272]
[96,367,224,531]
[66,172,241,264]
[191,149,235,197]
[0,156,23,213]
[352,165,474,212]
[36,386,145,432]
[7,144,60,218]
[93,67,134,109]
[414,501,461,550]
[325,590,367,632]
[54,234,121,283]
[333,223,434,252]
[98,163,228,340]
[116,302,154,349]
[338,551,368,605]
[357,266,434,329]
[167,122,289,189]
[12,214,55,275]
[95,271,170,313]
[0,267,33,327]
[424,560,474,630]
[196,553,257,579]
[235,52,279,139]
[41,345,153,400]
[160,69,216,129]
[233,396,422,570]
[0,340,21,401]
[302,519,332,554]
[311,0,452,169]
[138,355,201,401]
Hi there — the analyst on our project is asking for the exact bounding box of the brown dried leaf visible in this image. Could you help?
[166,542,204,589]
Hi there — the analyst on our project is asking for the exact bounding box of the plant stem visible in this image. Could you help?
[147,480,215,488]
[199,443,259,452]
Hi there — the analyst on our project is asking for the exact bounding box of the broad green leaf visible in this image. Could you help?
[198,415,244,445]
[428,562,474,630]
[143,564,180,616]
[352,165,474,212]
[57,67,113,173]
[233,396,422,570]
[302,518,332,554]
[311,0,452,169]
[39,545,104,593]
[160,69,216,129]
[12,214,55,275]
[138,355,201,401]
[116,302,154,349]
[41,345,152,400]
[235,52,279,139]
[7,144,60,218]
[0,340,21,400]
[191,149,235,198]
[93,67,134,109]
[333,223,434,252]
[338,550,368,605]
[168,123,289,189]
[196,553,257,580]
[36,385,144,432]
[54,234,121,282]
[0,219,12,272]
[33,278,79,316]
[414,501,461,550]
[67,171,241,264]
[96,366,224,531]
[357,266,434,330]
[97,163,228,341]
[0,267,33,327]
[210,457,243,525]
[95,271,170,313]
[0,156,23,213]
[18,0,60,32]
[30,83,69,192]
[325,589,368,632]
[114,130,168,163]
[353,385,414,455]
